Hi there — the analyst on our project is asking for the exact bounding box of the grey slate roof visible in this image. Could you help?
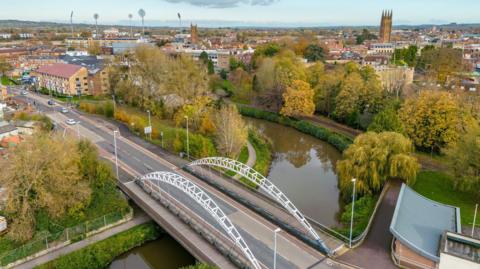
[390,184,461,262]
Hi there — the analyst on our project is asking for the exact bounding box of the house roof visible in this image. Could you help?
[36,63,84,79]
[0,123,17,135]
[390,184,461,262]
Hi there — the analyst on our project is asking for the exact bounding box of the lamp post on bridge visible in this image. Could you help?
[147,110,152,140]
[349,178,357,248]
[273,227,281,269]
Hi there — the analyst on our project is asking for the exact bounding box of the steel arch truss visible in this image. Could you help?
[189,157,331,253]
[136,171,261,269]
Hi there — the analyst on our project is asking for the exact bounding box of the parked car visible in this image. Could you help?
[47,100,55,106]
[66,119,77,125]
[61,108,68,113]
[21,91,27,96]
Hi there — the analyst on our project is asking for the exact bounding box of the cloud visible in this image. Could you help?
[164,0,279,8]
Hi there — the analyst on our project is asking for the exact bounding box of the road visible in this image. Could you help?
[13,89,350,269]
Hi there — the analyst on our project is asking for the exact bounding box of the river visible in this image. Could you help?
[109,234,195,269]
[245,117,343,227]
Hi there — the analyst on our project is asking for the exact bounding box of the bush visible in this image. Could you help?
[238,106,352,152]
[335,195,378,238]
[35,222,162,269]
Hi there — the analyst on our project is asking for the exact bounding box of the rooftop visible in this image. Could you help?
[36,63,84,79]
[390,184,461,262]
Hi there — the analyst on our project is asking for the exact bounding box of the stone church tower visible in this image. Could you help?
[190,23,198,44]
[379,10,393,43]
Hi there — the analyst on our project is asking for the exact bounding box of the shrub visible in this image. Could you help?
[335,195,378,238]
[35,222,162,269]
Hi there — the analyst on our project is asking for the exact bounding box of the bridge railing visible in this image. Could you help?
[0,209,132,268]
[135,177,253,269]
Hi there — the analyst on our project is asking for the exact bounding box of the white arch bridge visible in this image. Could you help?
[188,157,332,255]
[136,171,262,269]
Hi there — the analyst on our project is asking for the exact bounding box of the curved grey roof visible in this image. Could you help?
[390,184,461,262]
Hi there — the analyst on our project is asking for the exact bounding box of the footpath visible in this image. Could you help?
[233,141,257,180]
[15,213,151,269]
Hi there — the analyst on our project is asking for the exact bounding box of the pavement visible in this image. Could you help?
[233,140,256,180]
[15,213,151,269]
[337,180,402,269]
[13,90,350,269]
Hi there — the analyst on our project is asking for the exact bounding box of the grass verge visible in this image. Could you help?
[412,171,479,227]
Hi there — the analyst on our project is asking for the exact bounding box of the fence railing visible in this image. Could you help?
[0,209,132,268]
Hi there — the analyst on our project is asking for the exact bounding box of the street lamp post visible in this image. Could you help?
[147,110,152,140]
[160,131,164,148]
[112,94,116,118]
[472,204,478,237]
[184,115,189,159]
[113,130,119,180]
[273,228,281,269]
[349,178,357,248]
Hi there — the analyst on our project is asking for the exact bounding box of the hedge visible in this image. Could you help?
[238,106,352,152]
[36,222,162,269]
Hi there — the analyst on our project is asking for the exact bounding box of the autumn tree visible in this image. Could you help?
[337,132,419,197]
[214,105,248,158]
[280,80,315,117]
[400,91,462,152]
[417,47,464,84]
[444,121,480,195]
[304,44,325,62]
[0,134,91,242]
[0,59,12,76]
[368,106,404,133]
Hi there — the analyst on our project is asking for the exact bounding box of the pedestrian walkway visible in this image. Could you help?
[15,214,151,269]
[233,141,256,180]
[337,180,402,269]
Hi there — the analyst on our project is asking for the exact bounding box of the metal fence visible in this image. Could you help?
[0,209,132,267]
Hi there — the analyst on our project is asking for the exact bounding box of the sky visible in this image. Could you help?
[0,0,479,27]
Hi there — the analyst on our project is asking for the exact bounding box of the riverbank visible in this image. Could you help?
[34,220,159,269]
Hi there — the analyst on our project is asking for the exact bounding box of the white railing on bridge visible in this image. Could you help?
[136,171,262,269]
[188,157,332,255]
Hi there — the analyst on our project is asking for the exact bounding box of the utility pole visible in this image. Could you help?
[70,11,74,38]
[349,178,357,248]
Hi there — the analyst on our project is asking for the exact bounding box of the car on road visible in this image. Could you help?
[21,91,27,96]
[66,119,77,125]
[61,108,69,113]
[47,100,55,106]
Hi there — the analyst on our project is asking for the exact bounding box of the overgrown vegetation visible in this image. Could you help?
[248,130,272,177]
[239,106,352,152]
[35,222,162,269]
[335,195,378,238]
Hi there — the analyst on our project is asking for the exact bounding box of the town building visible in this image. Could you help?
[390,184,468,269]
[34,63,89,96]
[379,10,393,43]
[190,24,199,44]
[59,55,109,96]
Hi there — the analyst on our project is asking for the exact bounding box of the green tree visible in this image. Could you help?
[304,44,325,62]
[417,47,464,84]
[356,29,377,45]
[368,107,404,133]
[199,51,209,64]
[393,45,418,67]
[337,132,419,197]
[280,80,315,117]
[400,91,462,152]
[444,121,480,195]
[207,60,215,74]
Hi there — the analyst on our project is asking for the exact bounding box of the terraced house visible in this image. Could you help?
[34,63,88,96]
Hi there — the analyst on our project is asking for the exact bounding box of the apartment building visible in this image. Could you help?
[34,63,88,96]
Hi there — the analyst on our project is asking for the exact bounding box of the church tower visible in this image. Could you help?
[379,10,393,43]
[190,23,198,44]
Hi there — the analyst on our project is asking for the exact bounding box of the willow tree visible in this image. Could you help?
[0,134,91,242]
[337,132,419,197]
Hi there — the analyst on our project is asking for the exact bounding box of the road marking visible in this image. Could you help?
[133,156,142,163]
[144,163,153,171]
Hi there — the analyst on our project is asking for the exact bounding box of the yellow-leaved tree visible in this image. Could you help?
[280,80,315,117]
[337,132,419,197]
[400,90,462,152]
